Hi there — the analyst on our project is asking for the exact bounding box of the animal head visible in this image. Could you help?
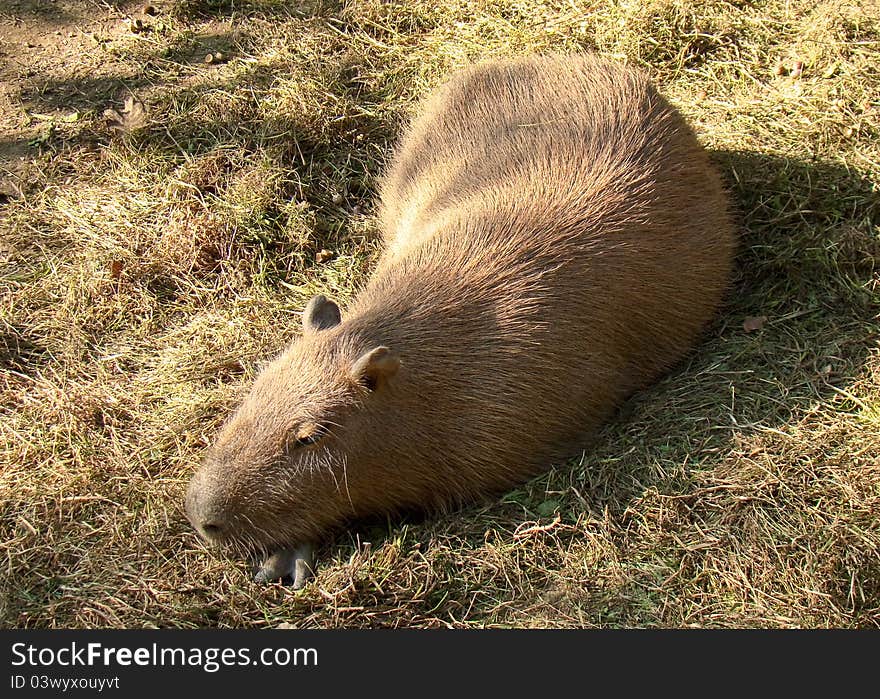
[184,295,400,555]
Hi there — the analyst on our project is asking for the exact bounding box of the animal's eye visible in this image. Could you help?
[295,433,320,447]
[293,425,324,448]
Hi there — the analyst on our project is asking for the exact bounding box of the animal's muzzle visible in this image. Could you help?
[184,471,230,544]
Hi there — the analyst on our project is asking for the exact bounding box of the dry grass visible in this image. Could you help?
[1,0,878,628]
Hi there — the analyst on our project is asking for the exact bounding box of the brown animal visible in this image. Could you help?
[185,54,736,586]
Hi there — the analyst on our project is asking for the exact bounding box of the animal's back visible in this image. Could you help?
[380,55,728,256]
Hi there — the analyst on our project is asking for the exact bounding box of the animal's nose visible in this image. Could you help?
[185,476,229,542]
[197,520,226,541]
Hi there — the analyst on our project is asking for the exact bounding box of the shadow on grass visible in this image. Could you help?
[12,22,255,114]
[171,0,343,20]
[0,326,50,374]
[0,0,127,24]
[2,0,324,23]
[8,25,396,177]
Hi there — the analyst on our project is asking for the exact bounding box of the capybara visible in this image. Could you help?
[185,54,736,586]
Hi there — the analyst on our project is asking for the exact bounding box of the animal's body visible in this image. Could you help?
[185,54,736,585]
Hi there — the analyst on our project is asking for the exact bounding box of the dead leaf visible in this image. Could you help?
[743,315,768,332]
[104,96,147,133]
[109,260,123,280]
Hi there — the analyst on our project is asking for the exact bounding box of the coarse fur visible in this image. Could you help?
[185,54,737,562]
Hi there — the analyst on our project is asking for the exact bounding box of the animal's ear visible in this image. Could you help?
[351,346,400,391]
[302,294,341,333]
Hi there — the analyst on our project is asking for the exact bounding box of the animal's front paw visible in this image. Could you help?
[254,543,315,589]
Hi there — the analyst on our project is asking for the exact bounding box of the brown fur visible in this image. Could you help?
[185,54,736,556]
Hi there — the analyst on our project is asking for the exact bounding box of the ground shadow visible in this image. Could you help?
[173,0,343,20]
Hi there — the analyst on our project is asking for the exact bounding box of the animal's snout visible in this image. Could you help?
[185,472,230,543]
